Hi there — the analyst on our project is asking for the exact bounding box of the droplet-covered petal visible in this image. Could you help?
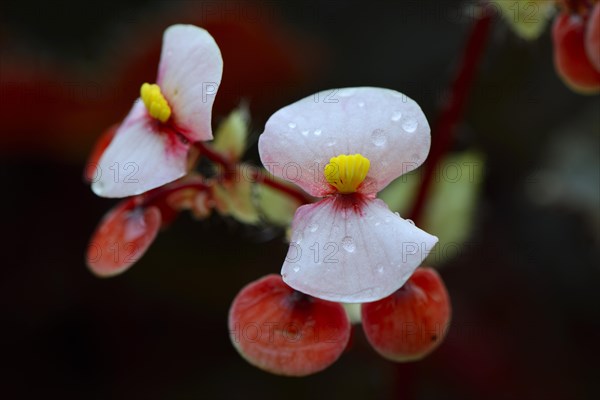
[259,87,431,197]
[86,199,161,277]
[92,102,190,198]
[281,196,438,303]
[157,24,223,141]
[228,274,351,376]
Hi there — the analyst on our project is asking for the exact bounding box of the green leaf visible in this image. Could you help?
[255,178,303,227]
[379,150,485,266]
[422,151,484,265]
[213,175,260,225]
[491,0,556,40]
[212,107,249,161]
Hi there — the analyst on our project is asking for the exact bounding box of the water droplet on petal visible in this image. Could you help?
[288,122,297,129]
[391,111,402,121]
[308,223,319,232]
[314,129,322,136]
[293,266,300,272]
[358,102,365,108]
[405,219,415,225]
[371,129,387,146]
[377,265,385,274]
[402,118,418,133]
[301,130,309,136]
[293,231,303,244]
[341,236,355,252]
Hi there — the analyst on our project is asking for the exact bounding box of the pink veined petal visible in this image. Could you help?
[157,24,223,142]
[281,196,438,303]
[258,87,431,197]
[92,101,190,198]
[86,199,162,278]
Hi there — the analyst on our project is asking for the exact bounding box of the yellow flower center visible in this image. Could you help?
[324,154,370,194]
[140,83,172,122]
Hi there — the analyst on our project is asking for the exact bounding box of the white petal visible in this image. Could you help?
[259,87,431,197]
[157,24,223,142]
[281,196,438,303]
[92,101,189,198]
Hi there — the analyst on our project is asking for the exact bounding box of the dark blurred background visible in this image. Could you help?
[1,0,599,399]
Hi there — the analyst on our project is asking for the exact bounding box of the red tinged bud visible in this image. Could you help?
[552,12,600,94]
[228,274,351,376]
[361,267,451,362]
[86,199,161,277]
[585,3,600,72]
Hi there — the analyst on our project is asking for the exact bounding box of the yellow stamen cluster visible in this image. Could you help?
[140,83,172,122]
[324,154,370,194]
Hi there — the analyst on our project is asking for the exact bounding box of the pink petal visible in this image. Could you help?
[281,196,438,303]
[259,87,431,197]
[86,199,162,277]
[157,24,223,142]
[92,102,190,198]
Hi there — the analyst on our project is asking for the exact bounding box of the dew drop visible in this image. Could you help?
[288,122,297,129]
[341,236,355,252]
[293,231,303,244]
[405,219,415,225]
[308,223,319,232]
[326,139,336,147]
[293,266,300,273]
[314,129,322,136]
[371,129,387,146]
[301,130,309,136]
[358,102,365,108]
[374,221,381,226]
[391,111,402,121]
[402,118,418,133]
[377,265,385,274]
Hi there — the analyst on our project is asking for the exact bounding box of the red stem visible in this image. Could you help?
[408,10,493,224]
[139,179,210,208]
[194,141,312,205]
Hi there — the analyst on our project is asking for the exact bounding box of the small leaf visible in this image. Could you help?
[212,107,250,161]
[255,177,303,227]
[491,0,555,41]
[421,151,484,265]
[380,150,484,265]
[213,168,260,224]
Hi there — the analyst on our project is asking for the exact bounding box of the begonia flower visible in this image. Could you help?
[92,24,223,198]
[259,87,438,303]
